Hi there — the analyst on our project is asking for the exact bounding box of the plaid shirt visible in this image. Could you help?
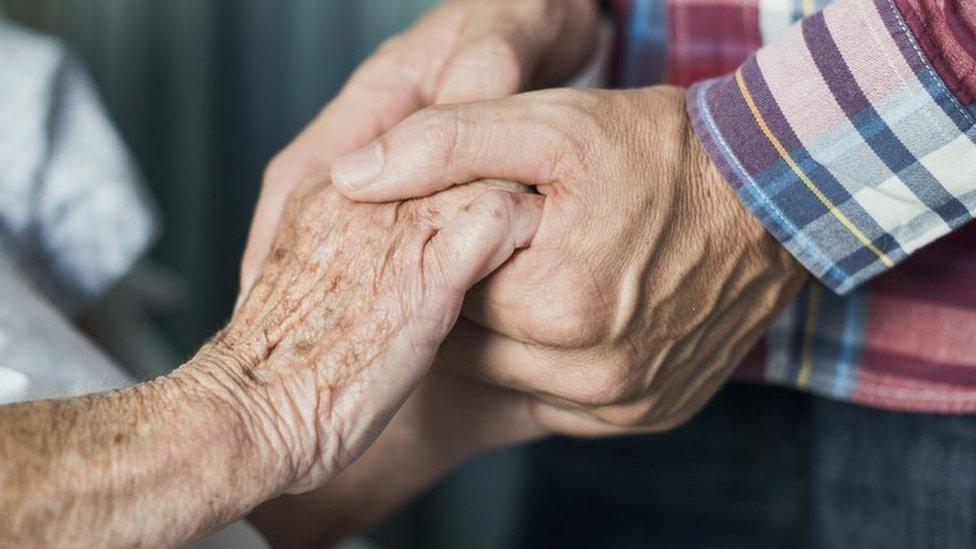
[612,0,976,413]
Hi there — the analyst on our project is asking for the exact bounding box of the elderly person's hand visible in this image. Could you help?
[226,178,542,493]
[331,86,809,435]
[239,0,597,300]
[0,179,541,547]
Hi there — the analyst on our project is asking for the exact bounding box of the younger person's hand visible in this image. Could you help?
[332,86,807,435]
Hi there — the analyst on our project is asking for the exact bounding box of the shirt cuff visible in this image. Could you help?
[687,0,976,294]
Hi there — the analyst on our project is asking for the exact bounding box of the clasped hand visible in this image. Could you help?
[225,178,541,494]
[328,86,806,435]
[240,0,806,521]
[240,3,810,543]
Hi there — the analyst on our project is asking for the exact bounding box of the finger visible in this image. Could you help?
[331,91,574,201]
[433,8,540,105]
[407,370,548,449]
[424,190,543,295]
[436,319,615,408]
[405,191,541,371]
[239,106,416,304]
[435,37,529,106]
[240,0,598,297]
[439,323,645,438]
[439,322,652,438]
[530,403,635,437]
[436,0,599,105]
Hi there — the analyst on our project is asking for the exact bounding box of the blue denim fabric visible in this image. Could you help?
[517,385,976,548]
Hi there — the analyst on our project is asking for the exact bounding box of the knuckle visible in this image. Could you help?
[538,137,586,183]
[470,190,515,222]
[528,90,606,180]
[373,33,410,60]
[522,289,610,348]
[537,87,602,112]
[414,105,461,169]
[594,400,658,429]
[469,35,523,90]
[566,369,632,407]
[262,153,292,190]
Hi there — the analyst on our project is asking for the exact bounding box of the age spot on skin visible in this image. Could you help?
[271,246,289,264]
[293,339,315,357]
[327,275,343,293]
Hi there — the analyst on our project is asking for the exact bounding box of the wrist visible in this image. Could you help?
[168,345,295,502]
[682,99,808,287]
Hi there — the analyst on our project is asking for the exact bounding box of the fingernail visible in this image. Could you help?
[332,140,384,190]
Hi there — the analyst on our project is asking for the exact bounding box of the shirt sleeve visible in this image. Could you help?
[686,0,976,294]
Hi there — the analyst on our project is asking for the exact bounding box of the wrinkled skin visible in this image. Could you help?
[332,86,809,435]
[212,178,542,493]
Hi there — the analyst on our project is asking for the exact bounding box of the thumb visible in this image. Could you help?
[331,94,564,202]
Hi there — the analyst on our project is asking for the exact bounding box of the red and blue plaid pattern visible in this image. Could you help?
[614,0,976,412]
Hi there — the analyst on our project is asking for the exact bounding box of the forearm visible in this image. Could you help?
[0,351,278,547]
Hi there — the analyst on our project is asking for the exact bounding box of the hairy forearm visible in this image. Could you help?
[0,352,277,547]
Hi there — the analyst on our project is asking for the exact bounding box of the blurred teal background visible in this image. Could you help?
[0,1,529,547]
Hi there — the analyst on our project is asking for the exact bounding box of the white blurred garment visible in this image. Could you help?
[0,20,155,312]
[0,248,130,402]
[0,18,155,397]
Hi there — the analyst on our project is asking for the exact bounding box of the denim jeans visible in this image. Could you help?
[516,384,976,548]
